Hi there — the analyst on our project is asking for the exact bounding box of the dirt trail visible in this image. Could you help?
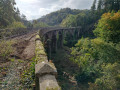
[0,31,37,89]
[12,31,37,60]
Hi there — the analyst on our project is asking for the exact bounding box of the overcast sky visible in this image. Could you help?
[15,0,94,20]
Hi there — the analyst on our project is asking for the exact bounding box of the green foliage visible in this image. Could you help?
[94,12,120,43]
[61,14,77,27]
[0,40,15,60]
[33,22,49,28]
[97,0,102,11]
[0,0,21,28]
[61,0,120,28]
[96,63,120,90]
[27,22,33,28]
[89,63,120,90]
[91,0,97,13]
[63,32,78,47]
[21,57,35,89]
[70,38,120,85]
[71,38,120,65]
[7,21,26,29]
[103,0,120,12]
[69,8,120,89]
[35,0,120,28]
[46,87,61,90]
[36,0,120,28]
[61,10,97,28]
[37,8,88,26]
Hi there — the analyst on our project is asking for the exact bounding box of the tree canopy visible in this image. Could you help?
[37,8,89,26]
[70,11,120,89]
[94,11,120,43]
[0,0,21,28]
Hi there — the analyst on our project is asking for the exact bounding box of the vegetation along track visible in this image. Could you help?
[0,30,37,89]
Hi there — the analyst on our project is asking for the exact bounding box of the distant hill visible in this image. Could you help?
[37,8,89,26]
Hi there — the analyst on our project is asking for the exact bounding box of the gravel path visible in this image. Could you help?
[1,59,26,90]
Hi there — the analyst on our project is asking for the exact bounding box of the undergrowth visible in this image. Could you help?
[0,40,15,61]
[20,57,35,89]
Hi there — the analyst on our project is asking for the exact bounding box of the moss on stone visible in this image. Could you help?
[36,55,47,63]
[36,35,40,39]
[36,42,43,46]
[46,87,61,90]
[35,37,47,63]
[35,47,44,52]
[35,56,47,61]
[36,50,46,55]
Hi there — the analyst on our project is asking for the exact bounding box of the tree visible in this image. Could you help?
[70,37,120,84]
[89,63,120,90]
[103,0,120,12]
[21,14,27,21]
[7,21,26,29]
[97,0,103,11]
[0,0,21,28]
[33,20,38,25]
[37,8,88,26]
[94,11,120,43]
[61,14,77,27]
[27,22,33,28]
[33,22,49,28]
[91,0,97,13]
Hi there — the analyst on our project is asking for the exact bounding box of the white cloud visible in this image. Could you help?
[15,0,94,20]
[18,0,39,4]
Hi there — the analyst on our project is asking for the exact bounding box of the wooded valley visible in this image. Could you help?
[0,0,120,90]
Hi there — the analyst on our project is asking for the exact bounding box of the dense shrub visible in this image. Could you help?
[0,40,15,61]
[94,11,120,43]
[71,38,120,83]
[7,22,26,29]
[89,63,120,90]
[21,58,35,89]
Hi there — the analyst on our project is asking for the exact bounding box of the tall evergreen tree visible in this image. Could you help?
[114,0,120,11]
[91,0,97,13]
[97,0,103,11]
[103,0,120,12]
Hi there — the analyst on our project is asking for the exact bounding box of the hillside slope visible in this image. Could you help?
[37,8,89,26]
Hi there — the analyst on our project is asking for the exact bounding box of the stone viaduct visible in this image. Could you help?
[39,27,81,60]
[35,27,82,90]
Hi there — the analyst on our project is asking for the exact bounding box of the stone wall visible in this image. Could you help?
[35,34,60,90]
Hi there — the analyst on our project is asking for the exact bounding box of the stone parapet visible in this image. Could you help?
[35,34,60,90]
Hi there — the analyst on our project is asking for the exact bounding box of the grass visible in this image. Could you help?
[20,57,35,89]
